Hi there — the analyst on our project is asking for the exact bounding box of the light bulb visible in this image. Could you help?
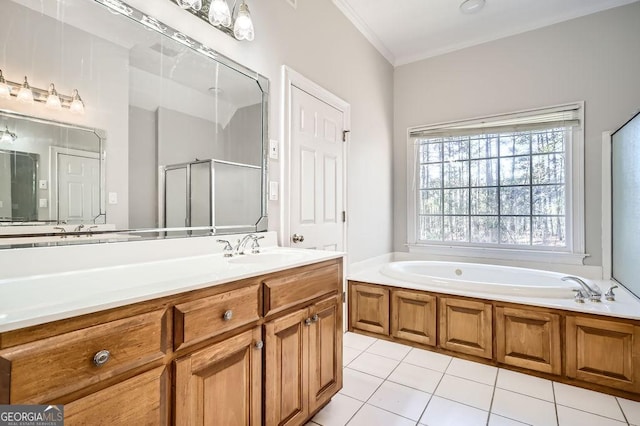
[46,83,62,110]
[17,76,34,104]
[70,89,85,114]
[208,0,232,27]
[0,70,10,99]
[233,2,254,41]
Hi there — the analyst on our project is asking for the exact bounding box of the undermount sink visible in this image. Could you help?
[227,250,306,265]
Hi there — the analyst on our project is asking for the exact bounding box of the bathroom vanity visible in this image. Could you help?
[0,242,344,425]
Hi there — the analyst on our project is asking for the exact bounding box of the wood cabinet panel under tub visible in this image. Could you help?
[391,289,437,346]
[496,306,561,375]
[349,282,389,335]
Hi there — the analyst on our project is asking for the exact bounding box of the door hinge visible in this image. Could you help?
[342,130,350,142]
[342,291,346,303]
[342,211,346,223]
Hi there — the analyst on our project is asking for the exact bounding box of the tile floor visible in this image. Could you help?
[306,332,640,426]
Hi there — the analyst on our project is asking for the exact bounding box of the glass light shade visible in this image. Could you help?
[208,0,232,27]
[70,89,85,114]
[46,84,62,110]
[17,77,34,104]
[233,2,254,41]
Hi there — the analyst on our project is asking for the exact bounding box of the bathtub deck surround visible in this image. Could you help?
[347,259,640,402]
[0,233,345,425]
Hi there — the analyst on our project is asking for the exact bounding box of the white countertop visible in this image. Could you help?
[0,243,344,333]
[348,261,640,321]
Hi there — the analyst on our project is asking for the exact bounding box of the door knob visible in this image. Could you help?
[292,233,304,243]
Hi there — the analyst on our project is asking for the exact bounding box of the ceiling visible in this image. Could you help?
[333,0,639,66]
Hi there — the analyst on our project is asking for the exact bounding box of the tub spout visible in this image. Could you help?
[562,276,601,302]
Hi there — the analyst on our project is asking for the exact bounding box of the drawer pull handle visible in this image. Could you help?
[304,318,312,326]
[93,350,111,367]
[311,314,319,323]
[223,310,233,321]
[255,340,264,350]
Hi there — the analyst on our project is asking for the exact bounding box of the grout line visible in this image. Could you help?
[552,381,560,426]
[614,397,631,425]
[555,403,630,424]
[486,368,500,426]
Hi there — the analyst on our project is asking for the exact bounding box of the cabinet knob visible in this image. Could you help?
[255,340,264,350]
[223,310,233,321]
[311,314,319,323]
[304,318,312,326]
[93,350,111,367]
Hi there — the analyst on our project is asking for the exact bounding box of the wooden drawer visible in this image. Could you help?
[174,284,260,350]
[263,262,341,317]
[0,309,168,404]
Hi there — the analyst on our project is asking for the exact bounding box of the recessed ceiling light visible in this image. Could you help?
[460,0,486,14]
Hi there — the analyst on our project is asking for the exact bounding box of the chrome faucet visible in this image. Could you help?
[562,276,602,302]
[53,226,67,238]
[73,224,85,233]
[234,234,262,255]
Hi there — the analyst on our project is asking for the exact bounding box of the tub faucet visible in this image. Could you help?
[562,276,601,302]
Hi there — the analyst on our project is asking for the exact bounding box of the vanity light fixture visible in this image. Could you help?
[0,126,17,144]
[17,77,34,104]
[0,69,86,113]
[173,0,255,41]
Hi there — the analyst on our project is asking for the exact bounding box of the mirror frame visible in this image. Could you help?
[0,0,269,245]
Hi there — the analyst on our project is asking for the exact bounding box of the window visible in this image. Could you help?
[407,104,585,261]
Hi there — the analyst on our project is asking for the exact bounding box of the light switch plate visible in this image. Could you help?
[38,180,48,190]
[108,192,118,205]
[269,139,279,160]
[269,181,279,201]
[39,198,48,208]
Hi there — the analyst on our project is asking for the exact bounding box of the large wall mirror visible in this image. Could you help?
[0,0,268,246]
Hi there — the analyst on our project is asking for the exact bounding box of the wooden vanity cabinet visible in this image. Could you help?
[566,315,640,392]
[0,257,344,426]
[439,297,493,359]
[496,306,561,375]
[174,326,262,426]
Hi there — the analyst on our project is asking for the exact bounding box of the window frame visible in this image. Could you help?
[406,102,587,265]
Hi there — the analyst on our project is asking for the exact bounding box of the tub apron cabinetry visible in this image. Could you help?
[347,279,640,401]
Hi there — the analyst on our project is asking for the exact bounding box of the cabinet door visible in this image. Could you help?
[64,366,169,426]
[391,289,436,346]
[496,306,561,374]
[265,308,309,426]
[566,316,640,392]
[174,327,262,426]
[349,282,389,335]
[439,297,493,359]
[308,294,343,413]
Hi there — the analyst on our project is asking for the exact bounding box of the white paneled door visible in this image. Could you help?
[290,86,345,251]
[57,153,100,223]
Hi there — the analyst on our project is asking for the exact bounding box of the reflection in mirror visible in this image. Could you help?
[0,112,105,225]
[0,0,268,246]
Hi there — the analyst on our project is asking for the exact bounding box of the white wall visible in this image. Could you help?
[393,2,640,268]
[124,0,395,263]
